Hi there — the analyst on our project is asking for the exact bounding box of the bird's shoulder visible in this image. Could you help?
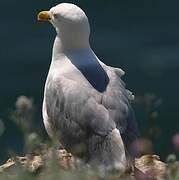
[104,63,134,101]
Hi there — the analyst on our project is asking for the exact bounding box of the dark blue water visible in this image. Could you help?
[0,0,179,163]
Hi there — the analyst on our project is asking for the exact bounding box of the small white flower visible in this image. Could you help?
[15,96,33,111]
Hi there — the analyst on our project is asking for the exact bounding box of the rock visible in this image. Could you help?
[0,149,166,179]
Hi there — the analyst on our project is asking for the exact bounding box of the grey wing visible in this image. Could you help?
[102,67,139,147]
[44,77,88,151]
[44,76,116,141]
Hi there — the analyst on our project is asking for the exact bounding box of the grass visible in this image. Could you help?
[0,95,179,179]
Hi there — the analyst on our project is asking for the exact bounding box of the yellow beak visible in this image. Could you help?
[37,11,51,21]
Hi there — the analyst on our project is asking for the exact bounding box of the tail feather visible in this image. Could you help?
[88,128,126,170]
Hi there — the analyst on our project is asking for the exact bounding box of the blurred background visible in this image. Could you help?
[0,0,179,164]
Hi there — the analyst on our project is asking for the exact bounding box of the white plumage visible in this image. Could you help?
[38,3,139,169]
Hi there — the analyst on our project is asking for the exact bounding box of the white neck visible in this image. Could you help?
[52,35,90,60]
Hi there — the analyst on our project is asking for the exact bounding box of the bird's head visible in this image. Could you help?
[38,3,90,50]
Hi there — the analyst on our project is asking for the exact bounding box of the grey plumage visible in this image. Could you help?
[39,3,139,169]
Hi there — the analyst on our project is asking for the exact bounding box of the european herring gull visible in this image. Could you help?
[38,3,139,169]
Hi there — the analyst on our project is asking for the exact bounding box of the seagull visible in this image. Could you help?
[38,3,139,169]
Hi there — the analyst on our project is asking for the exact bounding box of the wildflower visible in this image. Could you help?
[15,96,33,112]
[172,133,179,151]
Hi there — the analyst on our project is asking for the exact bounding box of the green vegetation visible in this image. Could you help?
[0,95,179,179]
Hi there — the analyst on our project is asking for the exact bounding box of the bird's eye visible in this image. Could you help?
[53,13,58,18]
